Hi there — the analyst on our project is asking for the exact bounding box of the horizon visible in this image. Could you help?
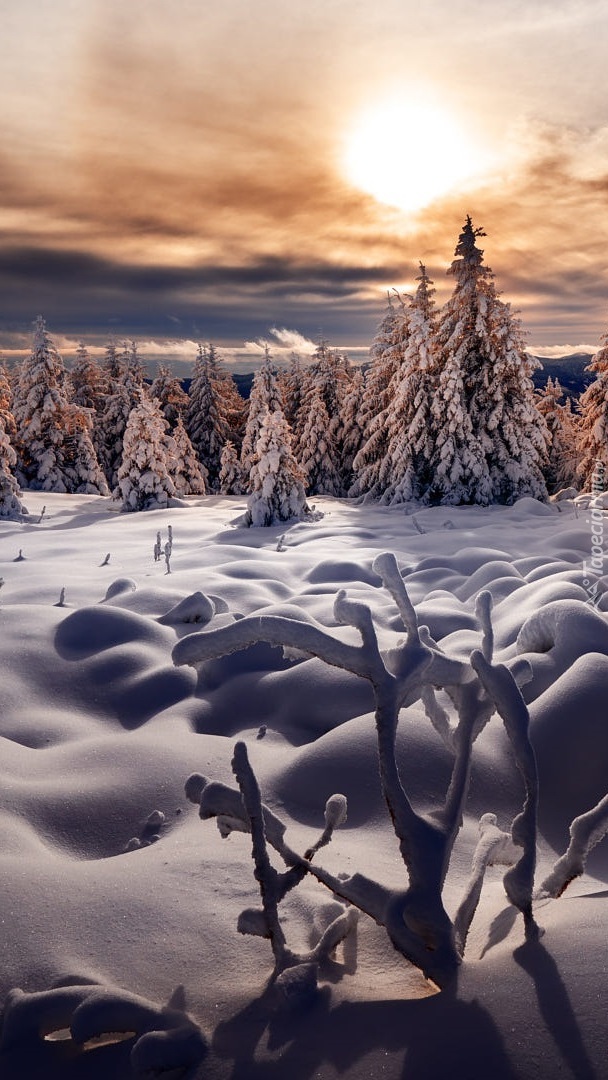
[0,328,599,379]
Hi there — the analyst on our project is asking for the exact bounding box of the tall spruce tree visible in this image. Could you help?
[0,414,25,519]
[94,348,144,490]
[382,265,439,504]
[0,365,17,444]
[536,378,581,493]
[577,333,608,490]
[186,344,235,491]
[13,317,104,493]
[339,367,366,492]
[151,365,189,431]
[297,381,342,496]
[350,293,409,498]
[70,343,107,413]
[240,346,284,483]
[428,218,547,505]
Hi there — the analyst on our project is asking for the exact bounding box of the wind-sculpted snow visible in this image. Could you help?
[0,492,607,1078]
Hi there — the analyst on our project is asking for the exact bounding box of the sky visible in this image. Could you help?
[1,0,608,368]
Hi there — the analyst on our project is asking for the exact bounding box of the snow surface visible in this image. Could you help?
[0,491,607,1079]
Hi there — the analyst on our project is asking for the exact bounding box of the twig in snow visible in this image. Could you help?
[537,792,608,899]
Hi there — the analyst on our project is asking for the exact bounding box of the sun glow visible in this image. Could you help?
[343,98,495,214]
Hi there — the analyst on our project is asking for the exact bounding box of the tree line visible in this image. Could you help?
[0,217,604,523]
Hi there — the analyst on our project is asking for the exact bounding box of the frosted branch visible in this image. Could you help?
[172,614,375,680]
[475,590,494,662]
[471,650,539,936]
[334,591,385,679]
[538,792,608,898]
[373,552,419,642]
[231,742,293,972]
[454,813,519,955]
[421,685,455,751]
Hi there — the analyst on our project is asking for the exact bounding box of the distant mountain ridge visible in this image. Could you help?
[530,352,595,399]
[183,353,596,402]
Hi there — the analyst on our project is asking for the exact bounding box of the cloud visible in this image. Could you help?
[527,343,598,359]
[241,328,318,358]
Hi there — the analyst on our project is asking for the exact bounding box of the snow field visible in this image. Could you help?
[0,491,607,1079]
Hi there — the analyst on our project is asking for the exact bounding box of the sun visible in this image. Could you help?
[343,97,494,214]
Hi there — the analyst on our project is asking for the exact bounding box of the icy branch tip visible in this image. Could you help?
[185,773,209,805]
[324,794,348,829]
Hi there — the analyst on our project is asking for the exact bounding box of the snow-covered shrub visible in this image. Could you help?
[175,555,539,989]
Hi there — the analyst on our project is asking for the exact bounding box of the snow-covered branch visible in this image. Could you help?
[471,650,539,937]
[454,813,519,955]
[538,792,608,899]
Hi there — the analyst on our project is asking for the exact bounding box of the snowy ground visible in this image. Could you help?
[0,491,606,1080]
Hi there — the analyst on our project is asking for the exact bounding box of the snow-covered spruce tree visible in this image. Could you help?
[350,293,410,498]
[186,344,236,491]
[240,346,285,485]
[62,406,109,495]
[339,367,366,492]
[294,340,353,493]
[536,377,581,493]
[121,340,145,392]
[0,364,17,444]
[219,440,244,495]
[167,416,207,496]
[382,265,439,504]
[12,317,82,492]
[279,353,306,429]
[115,394,176,511]
[296,380,342,496]
[101,338,123,383]
[0,414,25,518]
[151,365,189,431]
[70,342,107,413]
[245,405,309,526]
[577,333,608,491]
[310,340,352,441]
[428,218,547,506]
[94,345,145,490]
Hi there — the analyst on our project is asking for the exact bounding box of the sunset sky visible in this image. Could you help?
[2,0,608,366]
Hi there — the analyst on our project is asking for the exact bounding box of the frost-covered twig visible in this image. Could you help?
[189,753,357,996]
[475,591,494,662]
[164,542,171,574]
[538,792,608,898]
[101,552,111,566]
[454,813,518,955]
[231,741,295,973]
[471,650,539,937]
